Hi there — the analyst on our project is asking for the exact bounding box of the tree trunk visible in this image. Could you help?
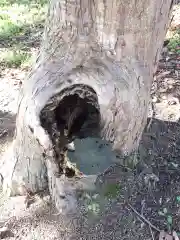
[0,0,172,214]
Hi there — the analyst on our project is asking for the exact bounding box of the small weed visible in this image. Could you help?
[87,202,100,215]
[103,183,121,199]
[167,30,180,53]
[0,0,47,69]
[158,207,173,232]
[176,196,180,203]
[0,20,23,38]
[0,3,47,39]
[167,215,173,225]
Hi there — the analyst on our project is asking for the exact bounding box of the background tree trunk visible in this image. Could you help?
[0,0,172,213]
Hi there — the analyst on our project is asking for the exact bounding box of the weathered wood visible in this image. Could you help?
[0,0,172,213]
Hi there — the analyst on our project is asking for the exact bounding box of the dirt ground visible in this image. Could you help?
[0,4,180,240]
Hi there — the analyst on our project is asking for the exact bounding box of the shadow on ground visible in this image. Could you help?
[69,117,180,239]
[1,114,180,239]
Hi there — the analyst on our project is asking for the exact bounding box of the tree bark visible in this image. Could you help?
[0,0,172,213]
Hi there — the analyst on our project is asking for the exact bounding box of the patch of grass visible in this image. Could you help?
[0,20,23,38]
[103,183,121,199]
[0,48,32,68]
[0,0,48,69]
[0,0,47,7]
[0,0,47,40]
[167,30,180,53]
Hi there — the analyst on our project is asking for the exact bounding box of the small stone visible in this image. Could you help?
[67,142,75,152]
[168,84,173,89]
[152,96,158,103]
[161,95,167,100]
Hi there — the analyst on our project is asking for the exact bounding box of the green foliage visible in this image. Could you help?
[103,183,121,199]
[176,196,180,203]
[87,202,100,215]
[0,0,48,68]
[0,20,23,38]
[167,30,180,53]
[158,207,174,231]
[0,0,47,7]
[0,2,47,39]
[167,215,173,225]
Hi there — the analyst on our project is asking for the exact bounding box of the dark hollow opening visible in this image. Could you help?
[54,94,100,140]
[40,90,100,178]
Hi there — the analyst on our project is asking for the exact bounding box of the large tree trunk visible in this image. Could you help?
[0,0,172,214]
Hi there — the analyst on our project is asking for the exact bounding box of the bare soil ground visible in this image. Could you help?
[0,4,180,240]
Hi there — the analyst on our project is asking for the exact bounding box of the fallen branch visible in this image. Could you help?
[126,203,161,232]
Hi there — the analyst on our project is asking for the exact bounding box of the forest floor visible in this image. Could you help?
[0,1,180,240]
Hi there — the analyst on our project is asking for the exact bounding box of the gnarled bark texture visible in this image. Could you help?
[0,0,172,213]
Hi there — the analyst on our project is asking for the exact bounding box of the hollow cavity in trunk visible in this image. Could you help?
[40,85,100,178]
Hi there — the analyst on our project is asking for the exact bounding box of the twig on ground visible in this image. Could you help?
[127,203,161,232]
[149,225,155,240]
[141,199,145,216]
[146,117,153,132]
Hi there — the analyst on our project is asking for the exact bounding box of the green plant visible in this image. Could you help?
[0,20,22,38]
[158,207,173,232]
[0,0,47,69]
[103,183,121,199]
[0,1,47,40]
[0,48,31,68]
[167,30,180,53]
